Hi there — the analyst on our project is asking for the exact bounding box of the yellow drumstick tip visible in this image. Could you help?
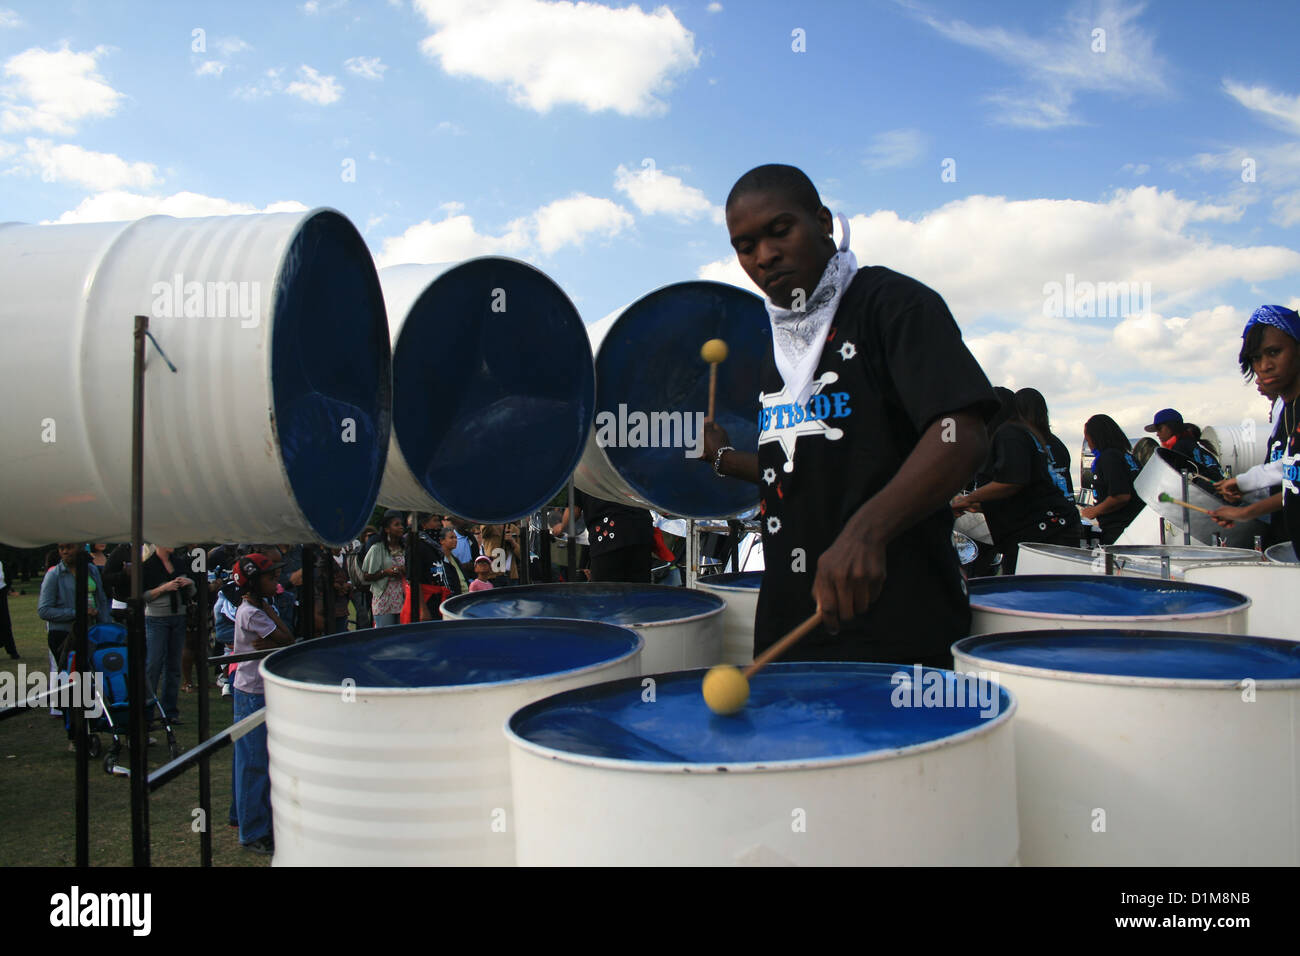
[700,338,729,364]
[702,664,749,715]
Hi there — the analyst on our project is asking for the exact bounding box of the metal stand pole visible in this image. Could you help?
[323,546,336,629]
[73,548,89,867]
[128,315,151,867]
[1180,471,1192,546]
[195,564,211,866]
[727,520,740,574]
[686,520,697,589]
[539,518,553,583]
[566,483,576,581]
[520,517,532,586]
[301,544,316,640]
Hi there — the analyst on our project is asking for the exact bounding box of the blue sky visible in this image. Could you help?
[2,0,1299,454]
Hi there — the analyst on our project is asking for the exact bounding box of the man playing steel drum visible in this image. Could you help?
[702,164,998,667]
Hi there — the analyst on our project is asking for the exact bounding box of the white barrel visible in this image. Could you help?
[376,259,594,522]
[1015,543,1098,575]
[574,281,768,518]
[1182,561,1299,641]
[693,571,761,665]
[441,583,724,674]
[0,210,392,546]
[1133,448,1230,544]
[952,629,1300,865]
[261,618,641,866]
[967,575,1251,635]
[1201,421,1262,478]
[1266,542,1298,564]
[506,662,1019,865]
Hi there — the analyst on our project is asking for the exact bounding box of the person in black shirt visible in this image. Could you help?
[1144,407,1224,481]
[1015,388,1074,500]
[702,164,997,667]
[952,401,1083,573]
[1079,413,1145,545]
[551,490,653,583]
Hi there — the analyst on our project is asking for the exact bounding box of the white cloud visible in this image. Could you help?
[285,65,342,105]
[49,191,308,224]
[909,0,1169,128]
[344,56,387,80]
[1121,162,1149,175]
[1274,191,1300,228]
[707,2,722,11]
[376,192,633,266]
[196,61,225,77]
[414,0,699,116]
[216,36,252,56]
[19,138,159,190]
[863,128,925,171]
[376,212,530,267]
[533,193,633,253]
[697,186,1300,452]
[1,46,123,134]
[613,162,721,222]
[0,8,22,28]
[434,119,464,134]
[1223,80,1300,136]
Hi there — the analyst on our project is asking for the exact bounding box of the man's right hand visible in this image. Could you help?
[701,421,730,464]
[1214,477,1242,502]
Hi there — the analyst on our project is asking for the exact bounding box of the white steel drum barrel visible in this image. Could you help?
[0,210,391,546]
[1182,562,1299,641]
[505,663,1019,866]
[377,259,594,523]
[694,571,762,665]
[1015,543,1099,576]
[1266,542,1298,564]
[967,575,1250,635]
[441,583,724,674]
[574,281,769,518]
[261,618,641,866]
[952,629,1300,865]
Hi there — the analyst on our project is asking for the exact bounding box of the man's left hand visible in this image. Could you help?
[811,521,886,634]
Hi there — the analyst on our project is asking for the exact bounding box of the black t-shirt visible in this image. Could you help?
[574,490,652,558]
[980,424,1081,542]
[1170,435,1224,481]
[1276,399,1300,555]
[1046,434,1074,499]
[753,266,998,664]
[1090,447,1144,533]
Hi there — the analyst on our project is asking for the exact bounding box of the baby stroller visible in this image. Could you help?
[66,622,181,773]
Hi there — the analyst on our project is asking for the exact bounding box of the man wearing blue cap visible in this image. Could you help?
[1144,407,1223,481]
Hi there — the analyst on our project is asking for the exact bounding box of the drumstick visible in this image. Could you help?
[700,339,728,423]
[1156,492,1215,516]
[702,609,822,714]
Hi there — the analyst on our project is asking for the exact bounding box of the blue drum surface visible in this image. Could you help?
[443,582,723,626]
[968,575,1246,616]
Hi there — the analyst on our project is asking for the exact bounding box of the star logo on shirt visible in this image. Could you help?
[838,340,857,361]
[759,371,846,473]
[762,467,776,485]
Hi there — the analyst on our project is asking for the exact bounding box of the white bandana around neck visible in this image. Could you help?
[765,213,858,408]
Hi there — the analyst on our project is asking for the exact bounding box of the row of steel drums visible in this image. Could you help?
[261,547,1299,867]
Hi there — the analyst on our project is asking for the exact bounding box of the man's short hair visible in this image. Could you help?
[725,164,823,215]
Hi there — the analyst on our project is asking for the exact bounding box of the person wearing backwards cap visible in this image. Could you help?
[229,552,294,855]
[1210,305,1300,558]
[1144,408,1224,481]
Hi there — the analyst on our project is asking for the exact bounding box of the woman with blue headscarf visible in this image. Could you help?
[1210,305,1300,558]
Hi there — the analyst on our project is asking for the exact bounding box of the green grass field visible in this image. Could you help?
[1,589,269,867]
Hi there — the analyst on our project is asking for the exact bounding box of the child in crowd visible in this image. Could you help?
[468,556,495,591]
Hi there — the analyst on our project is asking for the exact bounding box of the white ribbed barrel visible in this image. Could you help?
[0,211,391,546]
[967,575,1250,636]
[952,629,1300,865]
[693,571,761,665]
[506,663,1019,865]
[1015,543,1099,576]
[376,259,594,523]
[441,583,724,673]
[1182,562,1299,641]
[261,619,641,866]
[574,281,768,518]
